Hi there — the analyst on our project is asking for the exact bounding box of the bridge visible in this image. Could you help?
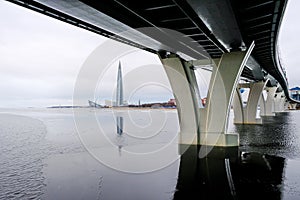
[7,0,293,147]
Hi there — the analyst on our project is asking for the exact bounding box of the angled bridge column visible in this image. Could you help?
[200,42,254,147]
[158,53,200,146]
[233,81,267,124]
[259,86,277,116]
[158,43,254,147]
[274,91,286,112]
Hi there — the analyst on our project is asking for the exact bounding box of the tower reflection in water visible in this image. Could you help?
[116,116,123,136]
[174,145,285,200]
[115,116,124,154]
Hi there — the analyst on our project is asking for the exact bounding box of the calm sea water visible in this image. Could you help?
[0,108,300,199]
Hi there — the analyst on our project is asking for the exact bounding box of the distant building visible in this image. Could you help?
[168,98,176,106]
[151,104,163,109]
[105,99,128,107]
[135,98,176,108]
[116,61,124,106]
[88,100,102,108]
[290,87,300,101]
[105,61,128,107]
[105,100,114,107]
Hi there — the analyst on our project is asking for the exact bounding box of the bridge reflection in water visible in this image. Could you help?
[112,112,287,200]
[174,145,285,200]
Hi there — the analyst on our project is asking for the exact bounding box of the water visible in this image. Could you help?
[0,108,300,199]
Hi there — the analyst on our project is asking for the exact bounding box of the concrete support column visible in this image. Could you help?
[234,81,267,124]
[233,87,244,124]
[158,53,200,146]
[284,102,289,110]
[260,86,277,116]
[199,42,254,147]
[259,92,266,116]
[274,91,286,112]
[289,103,297,110]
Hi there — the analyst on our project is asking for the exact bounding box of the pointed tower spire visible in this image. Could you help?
[116,61,124,106]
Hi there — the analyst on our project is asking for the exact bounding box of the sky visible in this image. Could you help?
[278,0,300,88]
[0,0,299,108]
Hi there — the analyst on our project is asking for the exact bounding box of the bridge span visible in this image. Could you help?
[6,0,294,147]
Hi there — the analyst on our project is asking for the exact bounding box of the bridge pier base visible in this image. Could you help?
[233,81,267,124]
[288,102,297,110]
[259,86,277,116]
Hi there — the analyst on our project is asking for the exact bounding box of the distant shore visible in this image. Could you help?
[47,106,176,110]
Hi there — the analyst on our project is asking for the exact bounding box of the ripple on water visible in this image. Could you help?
[0,114,49,200]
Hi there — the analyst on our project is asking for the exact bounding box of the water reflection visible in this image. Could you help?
[174,145,285,200]
[115,115,124,155]
[2,108,300,199]
[116,116,123,136]
[233,112,300,158]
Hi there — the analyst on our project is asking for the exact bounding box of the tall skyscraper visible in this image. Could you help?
[116,61,124,106]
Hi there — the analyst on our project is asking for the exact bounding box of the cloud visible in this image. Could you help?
[0,1,105,107]
[0,1,175,108]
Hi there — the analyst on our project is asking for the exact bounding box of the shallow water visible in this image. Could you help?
[0,108,300,199]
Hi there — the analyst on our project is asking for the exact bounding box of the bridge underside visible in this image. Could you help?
[6,0,289,93]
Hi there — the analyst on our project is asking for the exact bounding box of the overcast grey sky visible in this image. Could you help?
[0,0,175,107]
[279,0,300,88]
[0,0,299,108]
